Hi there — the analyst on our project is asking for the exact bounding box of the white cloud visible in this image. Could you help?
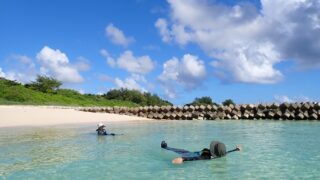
[74,57,90,71]
[99,49,154,92]
[163,88,177,99]
[11,55,35,68]
[158,54,206,98]
[5,71,32,83]
[0,55,37,83]
[211,42,283,83]
[100,49,116,67]
[117,51,155,74]
[37,46,84,83]
[97,92,104,96]
[155,18,172,42]
[274,95,293,103]
[0,67,6,78]
[274,95,312,103]
[102,50,155,74]
[77,89,85,94]
[156,0,320,83]
[131,73,147,83]
[114,77,146,92]
[106,24,134,46]
[113,73,149,92]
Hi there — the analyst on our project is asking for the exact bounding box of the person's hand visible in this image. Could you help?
[235,145,242,151]
[172,157,184,164]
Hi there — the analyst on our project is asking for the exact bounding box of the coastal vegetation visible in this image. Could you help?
[0,76,236,107]
[189,96,218,106]
[0,76,171,107]
[188,96,235,106]
[222,99,235,106]
[25,75,62,93]
[104,89,172,106]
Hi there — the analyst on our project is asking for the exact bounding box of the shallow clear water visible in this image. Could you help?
[1,120,320,179]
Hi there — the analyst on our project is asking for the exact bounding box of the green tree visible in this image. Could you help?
[0,77,21,86]
[222,99,235,106]
[190,96,216,106]
[144,92,172,106]
[103,88,172,106]
[25,75,62,93]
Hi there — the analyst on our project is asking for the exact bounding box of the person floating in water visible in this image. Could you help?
[161,140,241,164]
[96,123,115,136]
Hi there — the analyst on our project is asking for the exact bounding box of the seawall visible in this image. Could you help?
[79,102,320,120]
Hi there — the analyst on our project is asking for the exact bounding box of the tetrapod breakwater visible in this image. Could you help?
[79,102,320,120]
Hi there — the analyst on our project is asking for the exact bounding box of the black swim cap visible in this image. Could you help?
[210,141,226,158]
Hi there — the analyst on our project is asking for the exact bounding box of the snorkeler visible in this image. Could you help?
[161,140,241,164]
[96,123,115,136]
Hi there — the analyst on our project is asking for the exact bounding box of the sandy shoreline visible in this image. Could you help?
[0,105,151,128]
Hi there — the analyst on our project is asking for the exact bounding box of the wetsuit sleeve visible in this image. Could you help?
[181,151,209,161]
[182,156,203,161]
[163,147,191,154]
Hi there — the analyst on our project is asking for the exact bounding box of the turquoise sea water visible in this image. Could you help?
[1,120,320,179]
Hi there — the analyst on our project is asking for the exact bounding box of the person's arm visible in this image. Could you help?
[227,145,241,154]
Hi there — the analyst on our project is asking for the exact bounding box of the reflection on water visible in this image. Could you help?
[0,121,320,179]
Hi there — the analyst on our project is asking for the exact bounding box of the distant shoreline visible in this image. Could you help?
[0,105,151,128]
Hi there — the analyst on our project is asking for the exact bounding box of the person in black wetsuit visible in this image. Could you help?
[96,123,115,136]
[161,140,241,164]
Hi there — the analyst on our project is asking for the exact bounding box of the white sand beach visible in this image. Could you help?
[0,105,151,127]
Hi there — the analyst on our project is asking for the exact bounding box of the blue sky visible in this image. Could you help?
[0,0,319,105]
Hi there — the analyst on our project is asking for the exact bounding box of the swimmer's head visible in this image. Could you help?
[200,148,211,159]
[97,122,106,128]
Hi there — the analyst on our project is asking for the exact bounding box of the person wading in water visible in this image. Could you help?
[96,123,115,136]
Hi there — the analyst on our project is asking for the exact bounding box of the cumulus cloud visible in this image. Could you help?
[156,0,320,83]
[131,73,147,83]
[155,18,172,42]
[100,49,155,74]
[100,49,116,67]
[4,71,33,83]
[0,55,37,83]
[114,76,146,92]
[106,24,134,46]
[117,51,155,74]
[100,49,154,92]
[158,54,206,98]
[37,46,84,83]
